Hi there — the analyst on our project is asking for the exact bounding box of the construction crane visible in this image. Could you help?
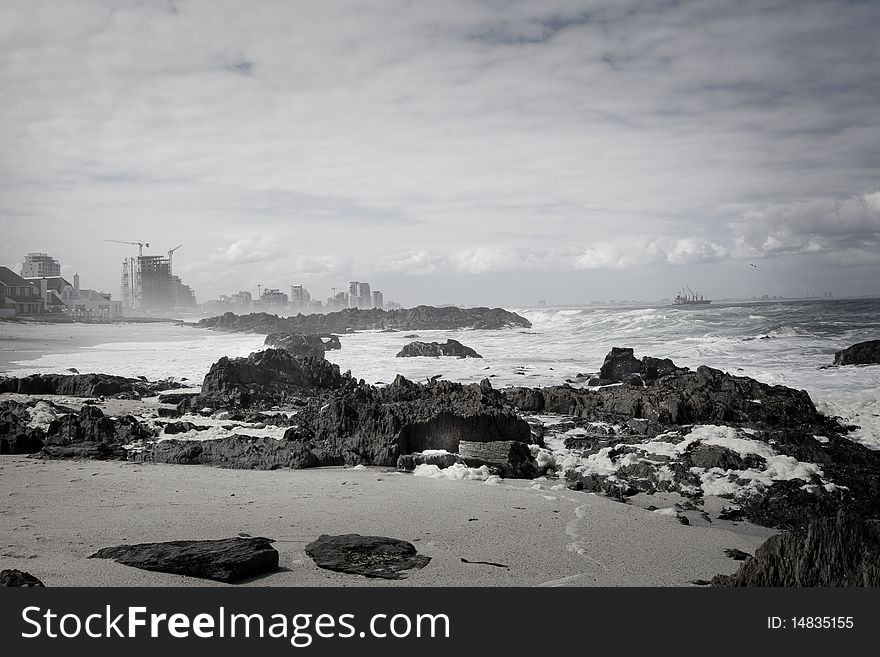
[105,239,149,256]
[167,244,182,274]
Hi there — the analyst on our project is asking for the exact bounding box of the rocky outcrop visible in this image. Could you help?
[596,347,686,384]
[0,569,45,587]
[198,305,531,334]
[0,399,151,458]
[504,348,880,529]
[304,534,431,579]
[88,537,279,583]
[712,512,880,586]
[833,339,880,366]
[396,339,483,358]
[264,333,329,359]
[397,451,460,471]
[137,373,532,470]
[187,348,349,410]
[0,373,183,398]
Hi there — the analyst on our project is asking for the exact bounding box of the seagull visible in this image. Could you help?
[749,263,758,268]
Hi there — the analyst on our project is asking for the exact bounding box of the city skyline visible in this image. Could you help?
[2,1,879,306]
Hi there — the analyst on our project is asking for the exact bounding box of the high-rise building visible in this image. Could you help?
[371,290,383,308]
[121,255,172,311]
[290,284,311,312]
[170,275,197,307]
[357,282,371,308]
[21,253,61,278]
[348,282,359,308]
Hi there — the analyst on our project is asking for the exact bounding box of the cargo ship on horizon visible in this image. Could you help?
[673,286,711,306]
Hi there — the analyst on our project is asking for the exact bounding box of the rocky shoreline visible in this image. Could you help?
[2,335,879,586]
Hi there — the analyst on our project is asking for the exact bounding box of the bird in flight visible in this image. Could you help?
[749,263,758,268]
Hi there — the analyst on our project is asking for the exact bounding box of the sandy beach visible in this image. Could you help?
[0,320,200,374]
[0,455,774,587]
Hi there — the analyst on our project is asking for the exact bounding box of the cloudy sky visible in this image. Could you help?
[2,0,879,306]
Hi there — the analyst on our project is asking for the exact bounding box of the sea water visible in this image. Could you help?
[5,298,879,448]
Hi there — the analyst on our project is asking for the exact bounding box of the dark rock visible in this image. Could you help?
[0,569,45,587]
[304,534,431,579]
[190,348,349,410]
[264,333,327,359]
[38,404,150,460]
[0,373,184,398]
[396,339,482,358]
[458,440,537,478]
[198,306,531,334]
[833,339,880,366]
[712,512,880,586]
[688,444,753,471]
[597,347,686,384]
[322,335,342,350]
[397,451,460,471]
[163,421,208,435]
[88,537,279,583]
[503,387,544,412]
[724,548,751,561]
[157,391,201,405]
[131,434,322,469]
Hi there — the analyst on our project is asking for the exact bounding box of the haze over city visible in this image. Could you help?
[2,0,879,306]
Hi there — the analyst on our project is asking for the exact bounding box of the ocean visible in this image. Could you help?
[6,298,880,448]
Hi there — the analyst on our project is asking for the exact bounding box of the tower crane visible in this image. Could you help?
[105,239,149,256]
[167,244,182,275]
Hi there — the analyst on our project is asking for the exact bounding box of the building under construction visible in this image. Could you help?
[121,255,173,311]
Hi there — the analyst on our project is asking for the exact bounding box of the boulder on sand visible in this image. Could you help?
[396,339,483,358]
[833,339,880,366]
[458,440,537,478]
[88,537,279,583]
[0,569,45,587]
[305,534,431,579]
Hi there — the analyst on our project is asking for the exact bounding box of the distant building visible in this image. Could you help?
[170,275,197,308]
[25,272,122,318]
[357,282,371,308]
[326,291,348,312]
[0,266,45,316]
[290,284,311,312]
[21,253,61,278]
[371,290,383,308]
[230,290,252,313]
[122,255,172,311]
[348,282,359,308]
[260,288,288,307]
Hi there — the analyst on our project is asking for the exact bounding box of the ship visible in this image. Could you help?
[672,286,711,306]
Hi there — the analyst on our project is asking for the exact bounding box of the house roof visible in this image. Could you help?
[0,266,33,287]
[23,275,72,292]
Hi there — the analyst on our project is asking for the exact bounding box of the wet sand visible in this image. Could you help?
[0,455,775,587]
[0,320,200,373]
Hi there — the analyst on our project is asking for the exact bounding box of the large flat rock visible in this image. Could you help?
[88,537,279,583]
[305,534,431,579]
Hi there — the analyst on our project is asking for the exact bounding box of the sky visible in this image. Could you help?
[1,0,879,307]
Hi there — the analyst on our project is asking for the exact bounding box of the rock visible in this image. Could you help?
[503,387,544,412]
[157,391,200,405]
[0,400,48,454]
[163,421,208,435]
[396,339,483,358]
[397,452,460,471]
[688,444,760,471]
[0,373,184,398]
[264,333,327,359]
[833,339,880,366]
[458,440,537,478]
[322,335,342,350]
[597,347,686,384]
[724,548,751,561]
[88,537,279,583]
[198,306,531,334]
[712,512,880,586]
[0,569,45,587]
[39,404,150,460]
[304,534,431,579]
[189,348,349,410]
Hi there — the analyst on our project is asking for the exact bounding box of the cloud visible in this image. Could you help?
[730,191,880,257]
[1,0,879,302]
